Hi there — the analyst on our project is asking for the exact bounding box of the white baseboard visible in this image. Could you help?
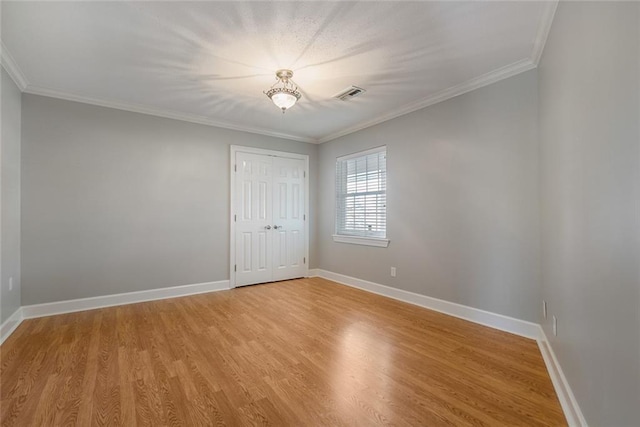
[3,270,584,426]
[315,269,584,425]
[21,280,230,320]
[307,268,320,278]
[317,269,540,339]
[537,327,588,427]
[0,307,24,345]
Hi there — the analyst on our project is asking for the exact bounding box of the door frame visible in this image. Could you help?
[229,145,310,288]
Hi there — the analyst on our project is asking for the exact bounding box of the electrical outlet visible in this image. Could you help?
[9,277,13,291]
[543,300,547,319]
[390,267,396,277]
[553,316,558,336]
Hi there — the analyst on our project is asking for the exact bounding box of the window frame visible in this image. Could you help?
[332,146,389,248]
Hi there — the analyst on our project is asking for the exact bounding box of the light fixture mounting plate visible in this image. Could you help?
[276,69,294,80]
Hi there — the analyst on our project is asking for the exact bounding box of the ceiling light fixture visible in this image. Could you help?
[264,69,301,113]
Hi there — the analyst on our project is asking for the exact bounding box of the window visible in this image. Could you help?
[333,146,389,247]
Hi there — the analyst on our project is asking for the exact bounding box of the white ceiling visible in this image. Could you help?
[1,1,556,143]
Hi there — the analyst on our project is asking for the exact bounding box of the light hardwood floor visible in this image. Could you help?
[1,278,566,426]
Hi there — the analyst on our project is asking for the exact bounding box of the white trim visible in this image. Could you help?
[23,85,315,144]
[307,269,320,278]
[229,146,310,288]
[21,280,229,319]
[537,327,588,427]
[1,42,28,91]
[332,235,390,248]
[317,59,536,143]
[230,146,310,160]
[317,269,540,339]
[531,1,559,66]
[336,145,386,162]
[0,307,24,345]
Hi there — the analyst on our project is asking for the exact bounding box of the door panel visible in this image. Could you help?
[235,153,273,286]
[272,157,306,281]
[289,230,301,267]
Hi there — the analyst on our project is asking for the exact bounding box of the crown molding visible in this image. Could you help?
[23,85,317,144]
[531,1,559,65]
[318,1,557,145]
[6,2,556,146]
[1,0,559,144]
[1,41,29,91]
[2,37,314,143]
[18,56,534,146]
[318,58,536,144]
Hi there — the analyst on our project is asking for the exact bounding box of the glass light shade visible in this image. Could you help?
[270,91,298,111]
[264,70,302,112]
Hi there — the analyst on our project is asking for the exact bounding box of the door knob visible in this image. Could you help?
[265,225,272,229]
[273,225,281,229]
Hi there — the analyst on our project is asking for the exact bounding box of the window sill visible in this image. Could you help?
[332,235,390,248]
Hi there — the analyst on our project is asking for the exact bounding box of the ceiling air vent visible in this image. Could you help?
[333,85,366,101]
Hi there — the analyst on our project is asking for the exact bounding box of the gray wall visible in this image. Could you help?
[538,2,640,425]
[21,95,318,305]
[318,70,541,322]
[1,67,22,323]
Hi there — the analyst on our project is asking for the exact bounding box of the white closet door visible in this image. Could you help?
[234,152,273,286]
[233,151,307,287]
[272,157,306,281]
